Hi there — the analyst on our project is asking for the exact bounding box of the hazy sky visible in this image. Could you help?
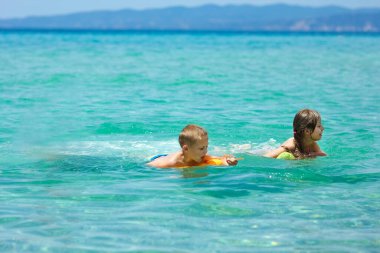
[1,0,380,19]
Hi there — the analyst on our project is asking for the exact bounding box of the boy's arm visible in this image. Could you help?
[264,138,294,158]
[208,155,238,166]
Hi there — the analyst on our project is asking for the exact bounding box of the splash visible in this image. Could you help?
[212,138,278,156]
[44,140,179,161]
[31,138,279,164]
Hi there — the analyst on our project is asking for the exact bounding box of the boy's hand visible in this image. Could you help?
[224,156,238,166]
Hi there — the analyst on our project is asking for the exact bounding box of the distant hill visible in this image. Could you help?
[0,4,379,32]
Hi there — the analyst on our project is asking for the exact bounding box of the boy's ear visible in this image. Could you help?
[182,144,188,152]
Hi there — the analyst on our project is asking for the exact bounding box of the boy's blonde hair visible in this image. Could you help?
[178,124,208,147]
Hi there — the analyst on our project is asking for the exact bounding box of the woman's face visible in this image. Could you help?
[311,120,324,141]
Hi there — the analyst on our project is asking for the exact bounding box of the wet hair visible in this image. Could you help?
[293,109,321,158]
[179,124,208,147]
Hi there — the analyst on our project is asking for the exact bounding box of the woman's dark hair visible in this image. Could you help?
[293,109,321,158]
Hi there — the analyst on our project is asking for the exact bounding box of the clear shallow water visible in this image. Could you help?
[0,31,379,252]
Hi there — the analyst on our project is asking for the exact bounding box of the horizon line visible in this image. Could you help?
[1,28,380,35]
[1,3,379,20]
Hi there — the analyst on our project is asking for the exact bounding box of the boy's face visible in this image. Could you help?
[185,136,208,162]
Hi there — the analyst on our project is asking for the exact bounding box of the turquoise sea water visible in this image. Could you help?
[0,31,379,252]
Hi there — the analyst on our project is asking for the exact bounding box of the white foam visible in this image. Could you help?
[49,140,179,160]
[38,138,279,161]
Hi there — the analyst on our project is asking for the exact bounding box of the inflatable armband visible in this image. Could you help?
[277,152,295,160]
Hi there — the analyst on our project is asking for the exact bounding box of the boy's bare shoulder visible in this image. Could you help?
[147,153,181,168]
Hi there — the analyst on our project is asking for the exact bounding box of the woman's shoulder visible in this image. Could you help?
[281,137,296,151]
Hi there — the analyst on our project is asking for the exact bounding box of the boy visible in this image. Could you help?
[147,124,238,168]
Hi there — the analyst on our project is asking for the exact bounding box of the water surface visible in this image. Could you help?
[0,31,379,252]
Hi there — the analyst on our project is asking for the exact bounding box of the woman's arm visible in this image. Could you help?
[310,142,327,157]
[264,138,294,158]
